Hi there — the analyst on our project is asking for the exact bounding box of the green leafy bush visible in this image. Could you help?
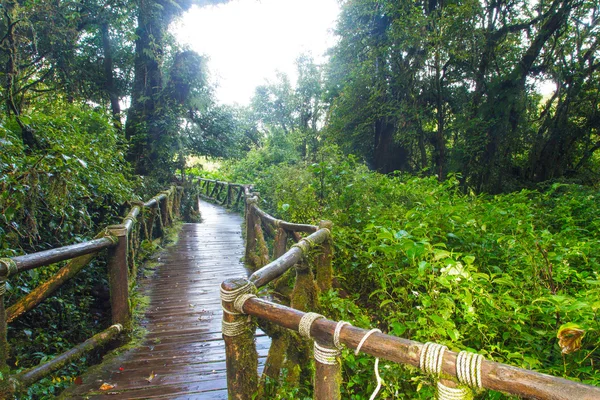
[0,100,134,399]
[218,146,600,398]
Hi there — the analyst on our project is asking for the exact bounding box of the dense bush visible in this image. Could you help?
[215,145,600,398]
[0,101,134,398]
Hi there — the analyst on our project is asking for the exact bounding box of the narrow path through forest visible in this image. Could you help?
[61,200,268,399]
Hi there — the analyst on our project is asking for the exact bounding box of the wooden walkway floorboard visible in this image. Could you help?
[61,200,264,399]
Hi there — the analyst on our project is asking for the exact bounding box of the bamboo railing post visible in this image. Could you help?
[106,225,132,331]
[175,187,183,216]
[0,258,16,396]
[221,278,258,399]
[147,206,157,240]
[314,339,342,400]
[316,221,334,292]
[226,184,232,207]
[216,183,224,202]
[245,198,258,268]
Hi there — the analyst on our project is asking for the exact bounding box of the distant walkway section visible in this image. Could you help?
[62,200,268,399]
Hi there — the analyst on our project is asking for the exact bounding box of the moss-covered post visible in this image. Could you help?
[0,258,17,397]
[106,225,132,331]
[314,339,342,400]
[209,180,219,198]
[289,249,321,386]
[257,324,288,399]
[245,198,258,268]
[226,184,232,207]
[221,278,258,399]
[254,221,269,267]
[234,186,244,207]
[273,228,288,259]
[147,206,156,240]
[174,187,183,217]
[159,191,170,228]
[316,221,333,292]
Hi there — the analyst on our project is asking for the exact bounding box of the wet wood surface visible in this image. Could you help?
[63,200,266,399]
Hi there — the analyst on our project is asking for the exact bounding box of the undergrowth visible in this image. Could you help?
[208,144,600,398]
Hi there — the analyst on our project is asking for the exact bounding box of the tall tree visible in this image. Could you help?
[324,0,599,191]
[125,0,230,179]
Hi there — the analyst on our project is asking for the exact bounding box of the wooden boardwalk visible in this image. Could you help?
[62,200,268,399]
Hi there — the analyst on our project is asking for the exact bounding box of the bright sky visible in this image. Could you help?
[174,0,340,106]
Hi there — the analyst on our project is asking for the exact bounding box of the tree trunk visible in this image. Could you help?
[101,22,122,132]
[125,0,166,175]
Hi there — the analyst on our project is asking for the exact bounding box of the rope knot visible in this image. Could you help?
[130,200,146,208]
[291,240,310,254]
[233,293,257,314]
[0,258,18,278]
[456,351,483,389]
[419,342,448,377]
[221,280,257,317]
[298,312,324,339]
[314,342,340,365]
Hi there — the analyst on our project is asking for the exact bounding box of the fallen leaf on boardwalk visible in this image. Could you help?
[99,383,115,391]
[119,367,124,372]
[74,377,83,385]
[146,371,156,383]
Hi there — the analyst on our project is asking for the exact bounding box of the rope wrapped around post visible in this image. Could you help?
[220,279,257,335]
[0,259,18,296]
[220,278,259,398]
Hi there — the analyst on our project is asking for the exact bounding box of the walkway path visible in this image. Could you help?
[62,200,268,399]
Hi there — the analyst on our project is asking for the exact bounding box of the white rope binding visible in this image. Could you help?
[333,320,350,349]
[220,280,257,315]
[437,381,470,400]
[234,293,257,314]
[419,342,448,376]
[298,312,324,339]
[456,351,483,389]
[222,320,249,337]
[355,329,383,400]
[220,280,256,302]
[314,342,340,365]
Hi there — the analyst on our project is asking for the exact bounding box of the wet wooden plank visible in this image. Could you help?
[62,200,265,399]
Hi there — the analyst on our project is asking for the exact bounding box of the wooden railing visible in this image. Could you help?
[0,186,183,397]
[198,179,247,209]
[197,178,600,400]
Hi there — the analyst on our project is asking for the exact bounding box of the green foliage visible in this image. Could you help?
[0,100,134,399]
[0,100,133,254]
[220,147,600,397]
[325,0,600,189]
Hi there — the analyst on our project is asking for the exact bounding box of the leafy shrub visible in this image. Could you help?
[219,146,600,398]
[0,100,134,399]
